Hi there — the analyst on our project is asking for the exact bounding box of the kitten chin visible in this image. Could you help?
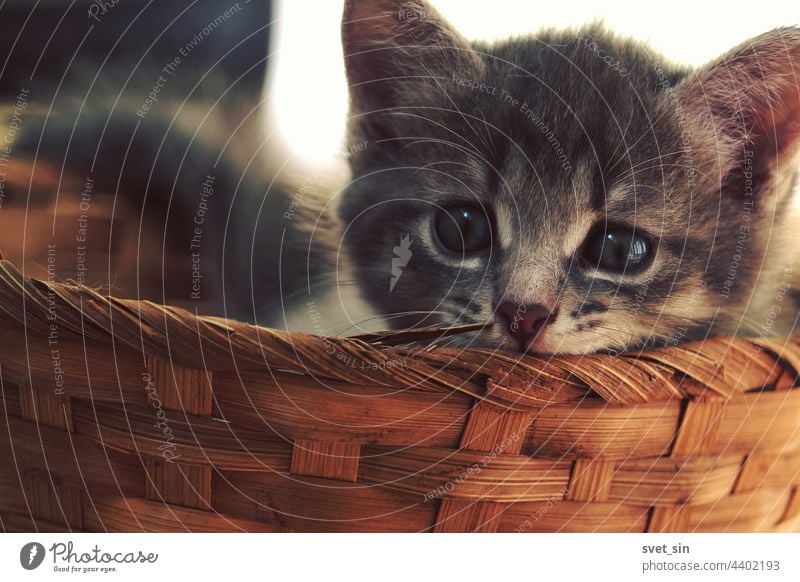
[333,0,800,355]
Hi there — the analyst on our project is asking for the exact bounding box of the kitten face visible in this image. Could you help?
[339,0,800,354]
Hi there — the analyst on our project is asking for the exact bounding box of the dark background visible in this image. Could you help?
[0,0,312,324]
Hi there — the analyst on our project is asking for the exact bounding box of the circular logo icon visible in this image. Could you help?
[20,542,46,570]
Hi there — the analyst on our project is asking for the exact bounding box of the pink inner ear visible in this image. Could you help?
[740,40,800,159]
[737,32,800,156]
[676,29,800,195]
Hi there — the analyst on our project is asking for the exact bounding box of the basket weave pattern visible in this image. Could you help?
[1,260,799,532]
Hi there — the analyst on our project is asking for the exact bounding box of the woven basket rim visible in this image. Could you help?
[1,258,798,407]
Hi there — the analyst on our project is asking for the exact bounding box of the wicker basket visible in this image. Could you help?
[0,258,799,533]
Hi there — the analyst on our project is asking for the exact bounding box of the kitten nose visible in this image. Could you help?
[497,301,554,351]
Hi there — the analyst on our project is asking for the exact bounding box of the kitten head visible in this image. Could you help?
[338,0,800,354]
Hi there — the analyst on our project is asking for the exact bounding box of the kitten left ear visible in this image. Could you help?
[341,0,483,140]
[676,28,800,197]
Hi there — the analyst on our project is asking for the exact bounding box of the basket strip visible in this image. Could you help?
[22,477,83,531]
[714,391,800,453]
[359,449,571,503]
[290,440,361,482]
[781,487,800,525]
[636,340,736,397]
[525,390,800,460]
[458,401,532,453]
[0,322,149,403]
[753,337,800,377]
[0,481,35,528]
[214,471,439,532]
[734,451,800,493]
[72,402,292,472]
[1,512,74,533]
[567,459,615,502]
[774,513,800,532]
[648,506,691,533]
[146,357,212,415]
[670,398,725,456]
[18,385,73,431]
[143,460,211,511]
[83,496,277,533]
[214,370,473,445]
[524,400,681,459]
[611,455,744,506]
[433,500,504,533]
[498,500,649,533]
[682,488,794,532]
[0,412,146,498]
[551,355,682,404]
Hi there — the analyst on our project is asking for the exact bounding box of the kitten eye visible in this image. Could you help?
[582,224,653,273]
[433,204,493,255]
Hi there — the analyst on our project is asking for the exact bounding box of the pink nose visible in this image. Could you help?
[497,301,555,351]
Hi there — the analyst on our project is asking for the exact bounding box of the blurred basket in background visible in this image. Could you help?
[0,258,799,533]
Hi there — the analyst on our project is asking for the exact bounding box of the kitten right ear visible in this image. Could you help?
[341,0,483,141]
[676,28,800,198]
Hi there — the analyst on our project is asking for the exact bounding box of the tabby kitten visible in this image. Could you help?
[336,0,800,355]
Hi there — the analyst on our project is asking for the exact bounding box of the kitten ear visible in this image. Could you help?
[676,28,800,198]
[341,0,483,139]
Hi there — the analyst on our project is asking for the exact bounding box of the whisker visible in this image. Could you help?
[605,105,685,174]
[602,116,635,173]
[333,310,456,336]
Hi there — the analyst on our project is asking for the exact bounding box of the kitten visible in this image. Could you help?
[336,0,800,355]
